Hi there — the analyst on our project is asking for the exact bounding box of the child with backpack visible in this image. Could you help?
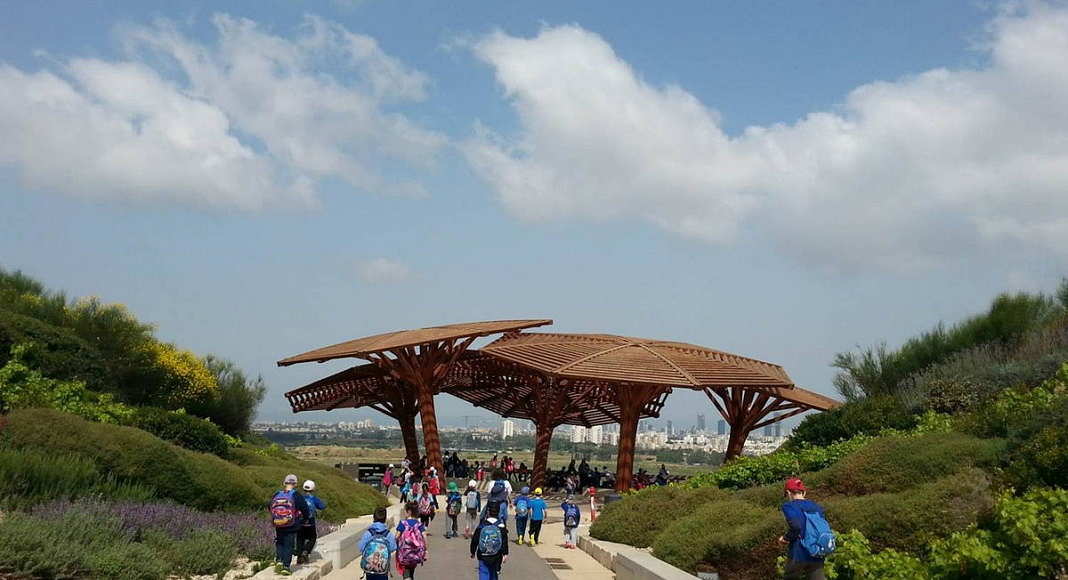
[416,482,438,532]
[358,507,397,580]
[269,474,310,576]
[527,487,547,545]
[512,486,531,545]
[464,480,481,539]
[561,495,581,549]
[297,480,327,564]
[779,477,834,580]
[444,481,463,539]
[482,470,511,524]
[470,501,509,580]
[396,502,428,579]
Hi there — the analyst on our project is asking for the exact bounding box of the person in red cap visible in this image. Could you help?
[778,477,831,580]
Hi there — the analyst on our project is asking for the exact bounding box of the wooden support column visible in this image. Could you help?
[706,387,808,462]
[531,420,556,489]
[398,410,420,464]
[615,384,664,492]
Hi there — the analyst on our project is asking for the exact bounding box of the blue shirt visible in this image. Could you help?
[396,518,425,534]
[528,497,547,520]
[782,499,826,563]
[303,493,327,524]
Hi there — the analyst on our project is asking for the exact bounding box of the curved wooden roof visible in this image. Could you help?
[285,363,398,413]
[481,332,794,388]
[277,319,552,366]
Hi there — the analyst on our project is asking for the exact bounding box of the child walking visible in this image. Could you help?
[464,480,482,539]
[396,502,428,579]
[512,486,531,545]
[445,481,463,539]
[527,487,547,545]
[470,502,509,580]
[416,482,438,533]
[297,480,327,564]
[561,495,581,549]
[358,507,397,580]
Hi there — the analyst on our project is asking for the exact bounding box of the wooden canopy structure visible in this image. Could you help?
[479,332,839,491]
[278,319,551,475]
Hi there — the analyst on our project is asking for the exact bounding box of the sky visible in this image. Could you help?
[2,1,1067,430]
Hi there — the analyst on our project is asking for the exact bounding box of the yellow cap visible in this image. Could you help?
[534,487,543,495]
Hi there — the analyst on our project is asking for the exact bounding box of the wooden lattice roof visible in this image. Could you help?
[277,319,552,366]
[480,332,795,388]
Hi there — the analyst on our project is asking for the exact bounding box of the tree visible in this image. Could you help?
[187,356,266,436]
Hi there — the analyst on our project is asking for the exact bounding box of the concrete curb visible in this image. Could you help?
[578,535,699,580]
[252,499,403,580]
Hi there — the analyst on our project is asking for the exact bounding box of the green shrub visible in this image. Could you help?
[651,499,781,574]
[821,432,1005,495]
[823,530,930,580]
[126,406,230,456]
[685,434,874,490]
[786,396,917,448]
[928,488,1068,579]
[825,468,993,552]
[590,486,728,547]
[143,529,240,576]
[186,356,266,436]
[0,447,153,508]
[0,408,262,511]
[0,309,107,390]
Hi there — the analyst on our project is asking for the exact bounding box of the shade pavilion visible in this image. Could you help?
[278,319,551,476]
[477,332,841,491]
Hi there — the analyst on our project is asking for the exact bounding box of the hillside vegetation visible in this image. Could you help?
[0,268,385,578]
[592,280,1068,579]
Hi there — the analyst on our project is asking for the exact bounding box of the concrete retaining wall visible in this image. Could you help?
[578,535,700,580]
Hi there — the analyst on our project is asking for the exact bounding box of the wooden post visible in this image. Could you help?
[531,420,556,489]
[413,377,444,476]
[398,410,420,463]
[614,384,663,492]
[725,425,748,461]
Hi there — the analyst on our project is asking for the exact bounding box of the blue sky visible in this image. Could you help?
[2,1,1067,428]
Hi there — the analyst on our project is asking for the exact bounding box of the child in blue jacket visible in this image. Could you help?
[358,507,398,580]
[297,480,327,564]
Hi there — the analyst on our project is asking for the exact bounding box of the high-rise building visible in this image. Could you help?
[589,425,603,445]
[571,425,588,444]
[501,419,515,439]
[697,414,706,432]
[666,420,674,435]
[717,419,727,435]
[774,422,782,438]
[764,424,775,437]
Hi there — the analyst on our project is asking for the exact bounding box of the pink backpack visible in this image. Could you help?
[397,521,427,567]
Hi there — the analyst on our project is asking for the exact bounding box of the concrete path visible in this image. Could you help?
[322,498,614,580]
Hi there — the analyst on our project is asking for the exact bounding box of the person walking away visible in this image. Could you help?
[428,468,442,496]
[561,495,581,549]
[269,474,310,575]
[527,488,547,546]
[586,485,598,523]
[358,507,397,580]
[297,480,327,564]
[383,465,395,496]
[417,482,438,533]
[512,486,531,545]
[464,480,482,539]
[482,470,512,523]
[445,481,463,539]
[396,502,428,579]
[779,477,834,579]
[470,501,509,580]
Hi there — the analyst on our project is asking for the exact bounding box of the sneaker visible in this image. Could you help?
[273,563,284,574]
[279,568,293,576]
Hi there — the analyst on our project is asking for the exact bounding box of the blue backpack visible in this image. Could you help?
[563,503,580,528]
[478,522,503,557]
[360,529,391,574]
[515,497,529,518]
[801,511,836,557]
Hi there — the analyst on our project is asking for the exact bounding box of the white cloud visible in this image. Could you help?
[358,258,412,284]
[465,4,1068,271]
[0,14,443,209]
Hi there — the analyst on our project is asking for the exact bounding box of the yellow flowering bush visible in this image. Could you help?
[144,342,218,407]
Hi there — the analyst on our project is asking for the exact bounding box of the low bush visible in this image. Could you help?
[785,396,918,449]
[126,406,230,456]
[0,408,262,511]
[820,432,1005,495]
[0,310,107,390]
[825,468,993,552]
[822,530,930,580]
[0,447,153,508]
[651,499,781,574]
[590,486,729,547]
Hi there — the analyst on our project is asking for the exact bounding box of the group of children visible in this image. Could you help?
[358,470,585,580]
[267,474,328,576]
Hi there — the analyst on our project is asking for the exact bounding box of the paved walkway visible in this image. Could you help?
[323,498,614,580]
